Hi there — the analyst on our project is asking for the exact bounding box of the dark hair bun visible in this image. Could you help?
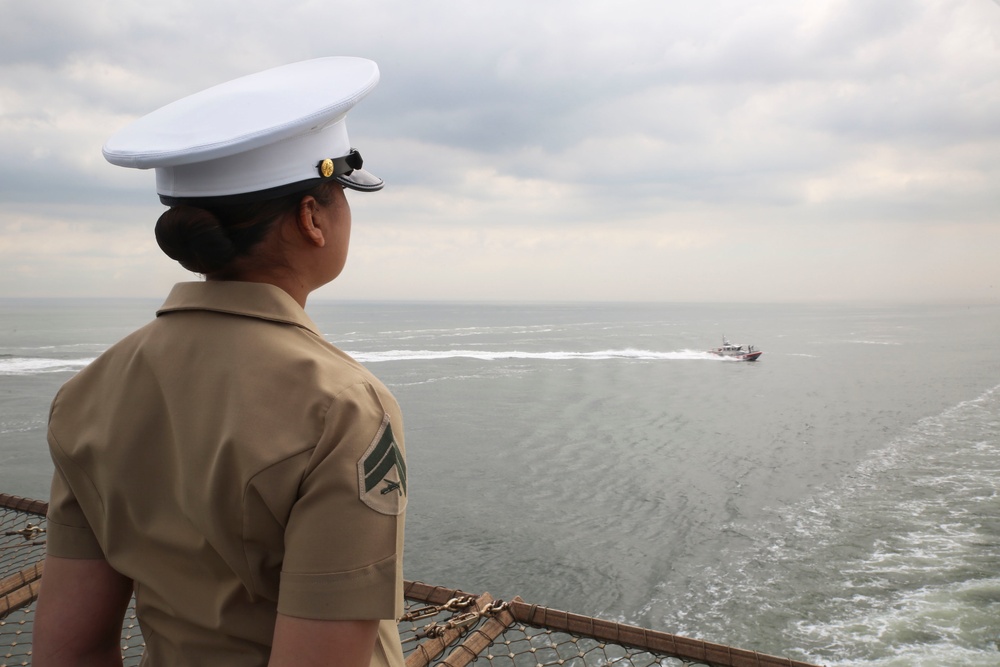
[155,206,237,274]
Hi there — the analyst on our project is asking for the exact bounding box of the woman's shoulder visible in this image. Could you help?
[299,337,398,408]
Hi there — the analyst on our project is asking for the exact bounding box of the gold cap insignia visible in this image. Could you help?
[319,158,334,178]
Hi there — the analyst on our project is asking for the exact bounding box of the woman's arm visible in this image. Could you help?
[33,555,134,667]
[268,614,380,667]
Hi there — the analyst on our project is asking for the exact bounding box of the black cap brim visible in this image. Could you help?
[336,168,384,192]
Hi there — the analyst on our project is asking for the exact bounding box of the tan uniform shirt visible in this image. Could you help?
[46,281,407,667]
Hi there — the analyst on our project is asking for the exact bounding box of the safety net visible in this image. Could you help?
[1,494,821,667]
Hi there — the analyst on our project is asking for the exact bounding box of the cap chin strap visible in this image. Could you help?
[159,149,372,205]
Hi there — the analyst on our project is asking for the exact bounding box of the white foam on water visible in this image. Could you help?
[0,357,94,375]
[793,390,1000,665]
[649,384,1000,666]
[0,419,45,435]
[347,349,720,363]
[845,339,902,346]
[795,576,1000,667]
[2,346,722,373]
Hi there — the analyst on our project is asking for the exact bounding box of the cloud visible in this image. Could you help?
[1,0,999,302]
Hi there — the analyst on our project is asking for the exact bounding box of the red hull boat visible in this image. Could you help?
[709,337,762,361]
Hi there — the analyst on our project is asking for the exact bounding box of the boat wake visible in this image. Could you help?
[0,357,95,375]
[0,349,733,375]
[348,349,721,363]
[648,384,1000,667]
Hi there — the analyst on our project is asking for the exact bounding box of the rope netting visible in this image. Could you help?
[0,495,822,667]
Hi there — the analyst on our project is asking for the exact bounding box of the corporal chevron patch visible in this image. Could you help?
[357,415,407,515]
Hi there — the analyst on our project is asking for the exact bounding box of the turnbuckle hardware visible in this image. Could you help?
[4,523,45,541]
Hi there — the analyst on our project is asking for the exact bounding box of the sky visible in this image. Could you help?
[2,0,999,304]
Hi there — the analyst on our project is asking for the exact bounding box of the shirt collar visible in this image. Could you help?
[157,281,321,335]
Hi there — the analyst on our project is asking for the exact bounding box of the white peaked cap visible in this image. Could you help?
[103,57,383,204]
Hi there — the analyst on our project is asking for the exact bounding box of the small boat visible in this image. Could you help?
[709,336,762,361]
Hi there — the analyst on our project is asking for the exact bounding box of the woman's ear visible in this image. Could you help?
[296,196,326,248]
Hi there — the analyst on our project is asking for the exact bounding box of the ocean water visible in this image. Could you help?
[2,297,999,666]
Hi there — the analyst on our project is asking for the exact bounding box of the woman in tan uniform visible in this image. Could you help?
[33,57,406,667]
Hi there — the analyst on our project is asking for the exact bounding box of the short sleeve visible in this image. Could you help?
[45,430,104,559]
[277,381,406,620]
